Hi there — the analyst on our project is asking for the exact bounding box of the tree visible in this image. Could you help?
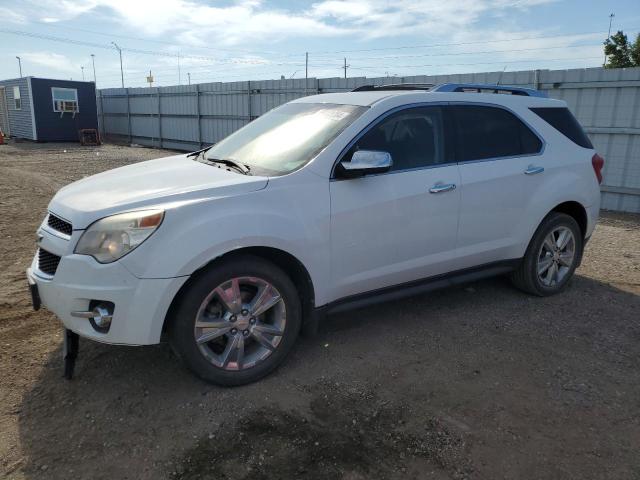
[631,33,640,67]
[604,31,633,68]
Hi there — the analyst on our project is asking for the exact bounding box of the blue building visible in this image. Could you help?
[0,77,98,142]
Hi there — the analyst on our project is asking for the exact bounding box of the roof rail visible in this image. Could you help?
[431,83,547,98]
[351,83,435,92]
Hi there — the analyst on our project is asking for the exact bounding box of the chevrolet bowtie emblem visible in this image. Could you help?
[36,233,44,244]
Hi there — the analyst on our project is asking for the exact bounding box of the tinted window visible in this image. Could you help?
[530,107,593,149]
[346,107,445,171]
[451,105,542,162]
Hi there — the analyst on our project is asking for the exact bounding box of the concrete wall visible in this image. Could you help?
[98,67,640,213]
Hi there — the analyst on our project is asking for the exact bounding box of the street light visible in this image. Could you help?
[16,56,22,77]
[111,42,124,88]
[91,54,97,85]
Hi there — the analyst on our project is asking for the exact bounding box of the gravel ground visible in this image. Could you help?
[1,141,639,480]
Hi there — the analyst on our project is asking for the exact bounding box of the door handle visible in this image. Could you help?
[524,165,544,175]
[429,183,456,194]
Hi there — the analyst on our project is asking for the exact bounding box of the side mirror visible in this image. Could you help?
[337,150,393,178]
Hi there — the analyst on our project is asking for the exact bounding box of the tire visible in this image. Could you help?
[168,255,301,386]
[510,212,583,296]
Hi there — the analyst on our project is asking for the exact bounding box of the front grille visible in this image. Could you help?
[47,213,72,236]
[38,248,61,276]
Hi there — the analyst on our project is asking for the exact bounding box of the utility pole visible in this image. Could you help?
[177,53,181,85]
[111,42,124,88]
[16,56,22,77]
[343,57,349,79]
[305,52,309,95]
[91,54,96,85]
[81,66,85,81]
[188,72,191,85]
[604,12,615,66]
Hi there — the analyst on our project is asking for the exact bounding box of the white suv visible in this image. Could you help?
[27,83,604,385]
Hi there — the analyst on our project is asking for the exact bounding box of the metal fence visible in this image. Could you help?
[98,67,640,213]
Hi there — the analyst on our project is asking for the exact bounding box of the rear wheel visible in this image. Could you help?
[510,212,583,296]
[168,255,301,386]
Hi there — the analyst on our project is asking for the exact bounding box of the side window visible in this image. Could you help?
[13,86,21,110]
[451,105,542,162]
[346,107,445,172]
[530,107,593,149]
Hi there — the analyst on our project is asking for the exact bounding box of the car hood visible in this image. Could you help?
[48,154,268,229]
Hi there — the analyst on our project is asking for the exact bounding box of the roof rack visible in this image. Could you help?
[431,83,547,98]
[350,82,546,98]
[351,83,435,92]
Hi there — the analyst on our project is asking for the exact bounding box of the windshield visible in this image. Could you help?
[204,103,367,175]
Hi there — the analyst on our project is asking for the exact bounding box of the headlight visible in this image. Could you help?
[75,210,164,263]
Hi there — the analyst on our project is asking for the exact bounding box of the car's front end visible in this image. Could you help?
[27,209,188,345]
[26,153,271,346]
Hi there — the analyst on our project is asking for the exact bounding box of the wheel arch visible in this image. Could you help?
[162,246,316,337]
[550,200,588,239]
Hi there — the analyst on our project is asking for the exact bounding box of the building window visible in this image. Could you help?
[51,87,79,113]
[13,86,21,110]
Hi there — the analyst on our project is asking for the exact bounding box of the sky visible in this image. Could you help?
[0,0,639,89]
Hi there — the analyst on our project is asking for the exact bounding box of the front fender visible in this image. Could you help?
[120,170,332,305]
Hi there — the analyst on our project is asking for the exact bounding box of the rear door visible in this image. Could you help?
[450,104,545,268]
[329,105,461,300]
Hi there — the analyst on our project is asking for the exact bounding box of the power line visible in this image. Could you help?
[349,56,603,71]
[102,55,603,88]
[3,25,631,87]
[0,28,271,64]
[32,20,279,56]
[300,26,640,56]
[4,25,639,63]
[335,43,601,62]
[92,42,599,82]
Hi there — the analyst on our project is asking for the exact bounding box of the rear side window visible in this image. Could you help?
[530,107,593,149]
[450,105,542,162]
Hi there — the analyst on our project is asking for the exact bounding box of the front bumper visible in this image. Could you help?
[27,251,188,346]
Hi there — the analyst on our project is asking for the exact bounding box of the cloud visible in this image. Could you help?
[12,0,604,85]
[13,0,558,46]
[19,52,79,74]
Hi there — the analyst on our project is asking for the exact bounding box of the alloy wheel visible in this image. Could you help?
[193,276,286,371]
[536,226,576,287]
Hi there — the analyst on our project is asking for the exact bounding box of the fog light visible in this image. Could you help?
[71,301,114,333]
[91,305,112,328]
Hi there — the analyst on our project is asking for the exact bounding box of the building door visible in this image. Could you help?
[0,87,9,136]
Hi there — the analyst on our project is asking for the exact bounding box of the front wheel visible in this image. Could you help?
[168,255,301,386]
[510,212,583,296]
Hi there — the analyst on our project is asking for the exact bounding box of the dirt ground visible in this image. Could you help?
[1,141,639,480]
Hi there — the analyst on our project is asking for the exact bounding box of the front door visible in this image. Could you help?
[330,106,460,301]
[0,87,9,136]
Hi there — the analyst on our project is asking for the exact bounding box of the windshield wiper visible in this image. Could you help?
[186,145,213,158]
[188,147,251,175]
[204,157,251,175]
